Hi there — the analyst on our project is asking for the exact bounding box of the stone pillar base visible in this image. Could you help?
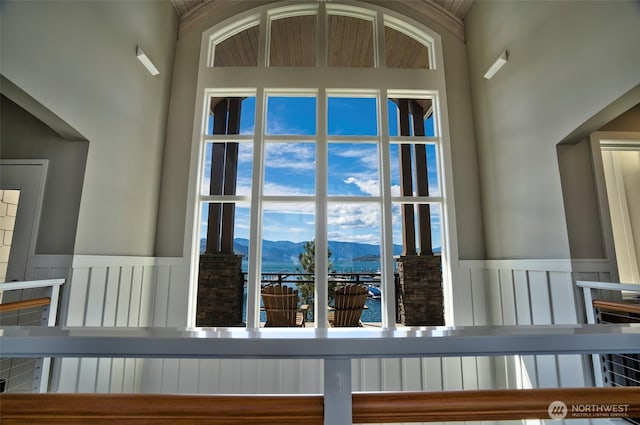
[196,254,244,327]
[396,255,444,326]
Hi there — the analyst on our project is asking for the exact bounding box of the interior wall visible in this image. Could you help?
[465,0,640,259]
[0,0,178,256]
[601,103,640,132]
[155,0,485,260]
[557,139,605,259]
[0,96,87,255]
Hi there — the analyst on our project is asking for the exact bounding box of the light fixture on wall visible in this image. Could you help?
[136,46,159,76]
[483,51,508,80]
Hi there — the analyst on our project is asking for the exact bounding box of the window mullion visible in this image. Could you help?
[375,10,386,70]
[317,3,327,68]
[257,10,268,69]
[378,88,396,328]
[246,87,266,329]
[315,89,328,328]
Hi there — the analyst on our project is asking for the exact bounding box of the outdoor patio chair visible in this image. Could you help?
[330,283,368,327]
[261,283,308,327]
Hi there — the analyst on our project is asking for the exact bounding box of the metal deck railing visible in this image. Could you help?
[2,323,640,424]
[0,279,64,393]
[578,280,640,425]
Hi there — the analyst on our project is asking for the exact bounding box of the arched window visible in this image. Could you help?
[187,2,455,329]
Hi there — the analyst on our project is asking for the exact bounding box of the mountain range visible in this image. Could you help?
[201,238,439,262]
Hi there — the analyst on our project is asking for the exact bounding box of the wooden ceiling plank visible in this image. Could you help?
[176,1,468,42]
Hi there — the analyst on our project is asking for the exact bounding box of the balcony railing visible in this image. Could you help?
[1,279,639,424]
[3,387,640,424]
[578,280,640,425]
[1,322,639,424]
[0,279,65,393]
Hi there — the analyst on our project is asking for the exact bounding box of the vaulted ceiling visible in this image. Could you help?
[170,0,474,41]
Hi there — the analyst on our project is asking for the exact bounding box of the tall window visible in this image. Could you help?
[191,2,452,329]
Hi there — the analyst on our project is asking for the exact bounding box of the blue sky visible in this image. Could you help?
[202,96,441,251]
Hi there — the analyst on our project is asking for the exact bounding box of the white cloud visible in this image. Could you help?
[235,177,252,195]
[240,124,255,135]
[237,145,253,163]
[332,145,378,170]
[328,204,380,228]
[261,203,315,241]
[344,176,379,196]
[266,115,315,136]
[265,143,315,171]
[200,175,253,196]
[262,224,310,241]
[328,230,379,245]
[263,181,314,196]
[262,202,315,215]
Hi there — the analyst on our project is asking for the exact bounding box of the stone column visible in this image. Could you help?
[196,254,244,326]
[396,255,444,326]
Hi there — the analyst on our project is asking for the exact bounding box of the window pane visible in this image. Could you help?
[214,25,259,67]
[199,202,251,255]
[328,14,374,67]
[328,143,379,196]
[328,202,382,323]
[328,203,380,247]
[262,203,315,247]
[387,98,434,137]
[389,142,440,197]
[266,96,316,135]
[264,142,315,196]
[327,203,383,272]
[387,99,399,137]
[240,97,256,135]
[328,97,377,136]
[384,25,429,69]
[391,202,441,255]
[202,142,253,196]
[269,15,316,67]
[207,97,255,136]
[260,203,315,325]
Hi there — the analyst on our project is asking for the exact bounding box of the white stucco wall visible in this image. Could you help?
[0,0,178,256]
[465,0,640,259]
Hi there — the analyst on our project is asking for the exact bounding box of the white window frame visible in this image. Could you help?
[185,1,459,329]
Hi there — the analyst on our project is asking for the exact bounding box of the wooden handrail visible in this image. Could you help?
[353,387,640,423]
[0,394,324,425]
[0,297,50,313]
[593,299,640,315]
[2,387,639,424]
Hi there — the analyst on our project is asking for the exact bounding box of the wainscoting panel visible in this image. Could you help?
[25,255,612,404]
[27,255,73,282]
[459,259,613,396]
[140,356,497,396]
[27,255,183,393]
[142,358,325,394]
